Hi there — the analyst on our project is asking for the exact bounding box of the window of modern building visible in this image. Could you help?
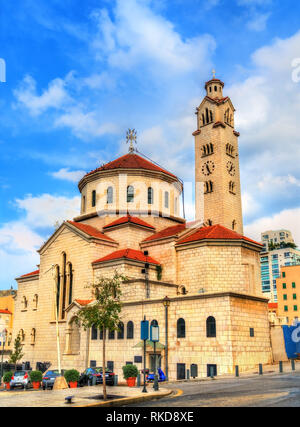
[91,325,98,340]
[92,190,96,207]
[107,187,113,204]
[177,318,186,338]
[250,328,255,337]
[283,283,287,289]
[206,316,216,338]
[148,187,154,205]
[283,272,286,278]
[292,282,296,288]
[283,294,287,300]
[127,321,134,339]
[284,306,288,312]
[293,294,297,300]
[117,322,124,339]
[294,306,298,312]
[127,186,134,203]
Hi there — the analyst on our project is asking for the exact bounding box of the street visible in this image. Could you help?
[129,373,300,407]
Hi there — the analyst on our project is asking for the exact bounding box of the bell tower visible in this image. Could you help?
[194,73,243,234]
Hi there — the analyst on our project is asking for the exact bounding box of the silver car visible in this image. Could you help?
[10,370,32,390]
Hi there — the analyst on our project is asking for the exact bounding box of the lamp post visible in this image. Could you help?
[0,329,7,385]
[163,297,170,381]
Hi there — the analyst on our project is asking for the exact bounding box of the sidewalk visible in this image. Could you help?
[0,384,172,407]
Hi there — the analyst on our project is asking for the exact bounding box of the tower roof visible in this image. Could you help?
[205,78,225,89]
[82,153,178,181]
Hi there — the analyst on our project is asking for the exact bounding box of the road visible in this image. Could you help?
[129,373,300,407]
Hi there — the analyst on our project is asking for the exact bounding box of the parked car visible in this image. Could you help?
[78,368,102,387]
[42,369,65,390]
[95,367,115,386]
[10,370,32,390]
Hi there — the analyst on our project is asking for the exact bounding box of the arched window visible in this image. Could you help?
[210,111,213,122]
[92,190,96,207]
[100,329,106,340]
[82,196,86,213]
[107,187,113,204]
[68,263,73,305]
[19,329,25,342]
[22,296,28,310]
[214,86,217,92]
[31,328,36,345]
[232,220,237,231]
[210,143,214,154]
[177,318,186,338]
[164,192,169,209]
[206,316,216,338]
[33,294,38,309]
[151,320,158,327]
[91,325,98,340]
[127,321,134,339]
[56,266,60,316]
[117,322,124,339]
[206,108,209,124]
[202,113,205,126]
[108,330,115,340]
[61,253,67,319]
[148,187,154,205]
[127,186,134,203]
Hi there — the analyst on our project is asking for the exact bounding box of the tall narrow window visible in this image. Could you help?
[107,187,113,204]
[33,294,38,309]
[68,263,73,305]
[91,325,98,340]
[82,196,86,213]
[56,266,60,316]
[61,253,67,319]
[31,328,36,345]
[164,191,169,208]
[177,318,186,338]
[206,108,209,124]
[92,190,96,207]
[127,321,134,339]
[109,330,115,340]
[127,186,134,203]
[148,187,154,205]
[117,322,124,339]
[206,316,216,338]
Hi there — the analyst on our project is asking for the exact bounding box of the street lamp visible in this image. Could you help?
[162,297,170,381]
[0,328,7,385]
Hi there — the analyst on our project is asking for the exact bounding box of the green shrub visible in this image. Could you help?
[3,371,13,383]
[29,370,43,382]
[122,364,139,379]
[64,369,80,383]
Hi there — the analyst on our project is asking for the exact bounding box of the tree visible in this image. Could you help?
[9,334,24,370]
[76,272,127,401]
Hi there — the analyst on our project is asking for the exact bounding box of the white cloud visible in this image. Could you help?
[245,207,300,246]
[50,168,86,183]
[13,74,71,116]
[91,0,216,76]
[15,193,80,228]
[0,222,43,254]
[242,192,260,216]
[247,13,270,31]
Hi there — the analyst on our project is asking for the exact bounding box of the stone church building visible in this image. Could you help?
[13,76,273,380]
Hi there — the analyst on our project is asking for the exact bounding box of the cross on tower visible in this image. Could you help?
[126,129,137,153]
[212,69,216,79]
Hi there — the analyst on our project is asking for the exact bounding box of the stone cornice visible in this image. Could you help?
[175,238,262,253]
[73,210,186,224]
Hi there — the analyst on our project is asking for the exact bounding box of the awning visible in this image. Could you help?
[133,340,165,350]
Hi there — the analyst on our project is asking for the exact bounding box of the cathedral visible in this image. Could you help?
[13,76,273,380]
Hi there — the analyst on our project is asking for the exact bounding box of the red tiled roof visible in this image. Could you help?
[143,224,187,242]
[75,299,93,306]
[268,303,278,310]
[176,224,262,246]
[67,221,115,242]
[83,153,177,180]
[92,248,160,265]
[103,215,155,230]
[0,309,12,315]
[205,96,229,104]
[20,270,40,278]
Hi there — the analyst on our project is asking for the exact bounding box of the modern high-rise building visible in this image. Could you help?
[260,230,300,302]
[276,265,300,325]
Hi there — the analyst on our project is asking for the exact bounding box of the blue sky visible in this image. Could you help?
[0,0,300,289]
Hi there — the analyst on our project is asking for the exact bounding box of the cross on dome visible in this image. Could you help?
[126,129,137,153]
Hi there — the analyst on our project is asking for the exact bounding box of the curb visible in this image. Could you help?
[74,389,173,408]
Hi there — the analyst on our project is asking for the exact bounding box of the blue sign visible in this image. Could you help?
[140,320,149,341]
[150,325,159,342]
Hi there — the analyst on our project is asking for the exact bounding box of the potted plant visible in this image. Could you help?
[3,371,13,390]
[30,370,43,389]
[122,365,139,387]
[64,369,80,388]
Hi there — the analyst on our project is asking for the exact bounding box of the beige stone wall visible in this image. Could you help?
[104,225,154,250]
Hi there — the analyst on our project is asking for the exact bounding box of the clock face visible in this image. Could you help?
[227,161,236,176]
[202,161,215,176]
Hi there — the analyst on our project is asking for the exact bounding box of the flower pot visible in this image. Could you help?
[126,377,136,387]
[32,381,40,390]
[5,383,10,390]
[69,381,78,388]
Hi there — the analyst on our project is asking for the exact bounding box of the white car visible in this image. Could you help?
[10,370,32,389]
